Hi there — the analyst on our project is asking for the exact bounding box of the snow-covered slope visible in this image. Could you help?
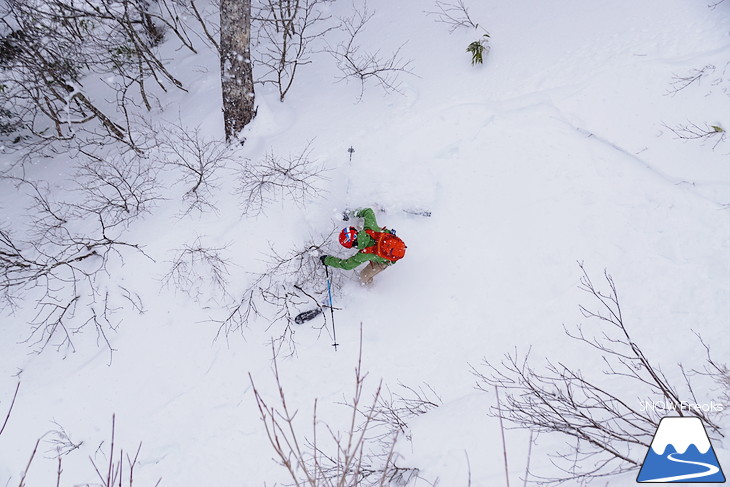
[1,1,730,486]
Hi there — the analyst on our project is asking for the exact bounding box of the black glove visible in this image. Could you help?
[319,255,329,265]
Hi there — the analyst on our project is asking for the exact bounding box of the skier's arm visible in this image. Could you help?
[323,252,383,270]
[356,207,381,231]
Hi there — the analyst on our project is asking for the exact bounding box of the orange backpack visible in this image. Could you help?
[360,229,407,262]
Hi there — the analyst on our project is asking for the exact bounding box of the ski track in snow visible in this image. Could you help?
[558,119,719,205]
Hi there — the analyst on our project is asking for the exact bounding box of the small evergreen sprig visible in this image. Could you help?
[467,33,490,65]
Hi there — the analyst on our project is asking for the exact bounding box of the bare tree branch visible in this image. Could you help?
[214,227,341,355]
[235,140,328,216]
[189,0,221,51]
[0,175,151,358]
[327,3,415,101]
[161,236,232,303]
[472,263,724,485]
[0,382,20,436]
[46,420,84,458]
[665,65,715,96]
[424,0,482,33]
[249,331,428,486]
[663,121,726,149]
[153,121,235,215]
[253,0,337,101]
[0,0,193,152]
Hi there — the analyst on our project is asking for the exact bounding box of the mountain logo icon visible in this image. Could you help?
[637,417,726,483]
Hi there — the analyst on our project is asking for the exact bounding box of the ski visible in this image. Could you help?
[402,208,432,217]
[342,207,431,221]
[294,307,323,324]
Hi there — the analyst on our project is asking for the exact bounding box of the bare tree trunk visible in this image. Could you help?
[220,0,255,142]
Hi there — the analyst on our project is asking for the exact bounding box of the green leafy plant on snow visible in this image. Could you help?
[466,33,490,65]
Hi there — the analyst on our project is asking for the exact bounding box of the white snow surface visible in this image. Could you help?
[651,417,712,455]
[1,0,730,486]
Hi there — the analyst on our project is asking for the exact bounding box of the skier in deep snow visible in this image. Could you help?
[319,207,406,285]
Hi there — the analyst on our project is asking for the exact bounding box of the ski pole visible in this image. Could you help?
[325,265,339,350]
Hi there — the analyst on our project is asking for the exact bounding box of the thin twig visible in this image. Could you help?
[0,382,20,436]
[495,385,511,487]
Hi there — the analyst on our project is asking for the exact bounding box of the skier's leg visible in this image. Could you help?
[359,262,388,285]
[360,263,376,285]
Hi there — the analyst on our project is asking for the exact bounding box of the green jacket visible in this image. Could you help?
[324,208,393,270]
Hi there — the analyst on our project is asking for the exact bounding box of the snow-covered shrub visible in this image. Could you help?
[4,412,159,487]
[235,141,327,216]
[0,176,149,358]
[161,236,231,304]
[0,0,193,151]
[250,338,431,486]
[214,228,342,355]
[473,264,724,485]
[328,3,414,101]
[366,382,442,444]
[253,0,337,102]
[72,153,161,227]
[154,122,236,215]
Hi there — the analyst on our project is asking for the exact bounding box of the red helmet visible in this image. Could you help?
[339,226,359,248]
